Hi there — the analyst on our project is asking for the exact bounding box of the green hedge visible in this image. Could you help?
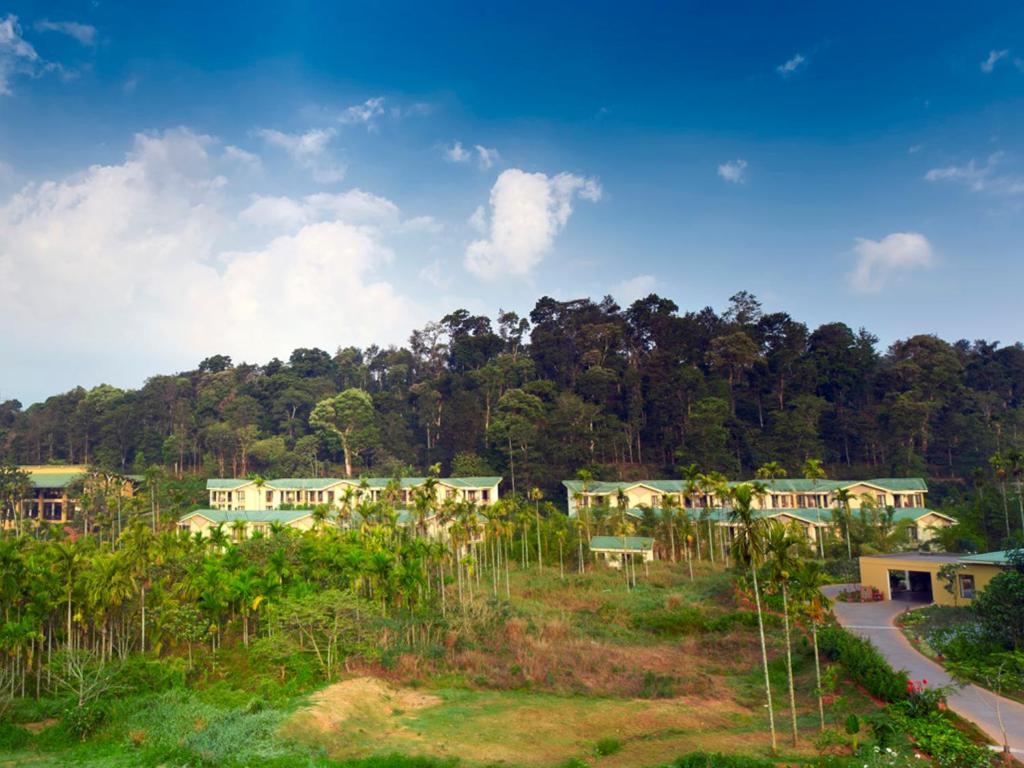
[673,752,774,768]
[819,624,995,767]
[817,624,910,702]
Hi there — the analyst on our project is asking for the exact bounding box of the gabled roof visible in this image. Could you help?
[206,476,503,492]
[29,471,87,489]
[891,508,956,524]
[206,479,253,490]
[959,550,1016,566]
[563,477,928,495]
[180,509,312,525]
[439,477,502,488]
[590,535,655,552]
[266,478,345,490]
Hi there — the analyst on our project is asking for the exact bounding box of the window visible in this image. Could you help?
[908,526,919,542]
[481,489,490,502]
[468,490,478,501]
[266,491,273,504]
[237,491,246,504]
[876,493,885,506]
[959,574,975,599]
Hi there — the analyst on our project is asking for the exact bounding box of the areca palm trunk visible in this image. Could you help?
[751,565,778,753]
[781,583,798,746]
[812,622,825,731]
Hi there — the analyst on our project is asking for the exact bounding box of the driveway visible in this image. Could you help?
[823,586,1024,755]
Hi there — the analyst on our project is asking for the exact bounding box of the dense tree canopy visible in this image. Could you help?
[3,292,1024,517]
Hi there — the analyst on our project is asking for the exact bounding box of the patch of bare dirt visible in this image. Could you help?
[21,719,57,734]
[296,676,441,734]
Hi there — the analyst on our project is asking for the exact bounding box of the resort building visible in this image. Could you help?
[178,509,318,539]
[562,477,954,546]
[178,504,487,545]
[206,476,501,512]
[857,550,1015,606]
[1,465,138,530]
[589,535,656,570]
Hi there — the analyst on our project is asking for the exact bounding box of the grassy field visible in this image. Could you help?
[0,562,910,767]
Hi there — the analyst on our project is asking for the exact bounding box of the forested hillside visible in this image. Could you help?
[3,292,1023,500]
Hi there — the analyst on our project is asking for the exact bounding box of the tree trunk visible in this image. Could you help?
[782,584,798,747]
[812,623,825,732]
[751,566,778,753]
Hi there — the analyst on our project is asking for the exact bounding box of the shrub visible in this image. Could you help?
[0,721,30,750]
[818,625,909,703]
[673,752,774,768]
[594,736,622,756]
[64,701,107,740]
[889,709,994,767]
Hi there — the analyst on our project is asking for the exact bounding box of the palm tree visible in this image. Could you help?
[764,520,801,747]
[529,487,544,571]
[755,461,787,481]
[729,483,777,754]
[681,464,703,560]
[801,458,827,558]
[792,560,832,732]
[121,522,156,652]
[1006,449,1024,535]
[990,452,1013,537]
[832,488,854,559]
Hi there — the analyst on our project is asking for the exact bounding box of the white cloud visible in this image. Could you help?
[256,127,345,183]
[475,145,500,170]
[981,49,1009,73]
[241,188,400,230]
[339,96,386,128]
[1,14,40,95]
[445,141,471,163]
[925,152,1024,196]
[464,168,602,280]
[445,141,501,170]
[34,19,97,46]
[401,215,442,234]
[468,205,487,233]
[777,53,806,76]
[419,259,450,289]
[848,232,934,294]
[717,158,747,184]
[223,145,262,171]
[0,128,416,389]
[616,274,657,305]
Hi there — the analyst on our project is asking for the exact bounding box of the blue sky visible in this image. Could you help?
[1,1,1023,404]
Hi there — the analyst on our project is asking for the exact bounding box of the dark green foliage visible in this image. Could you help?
[4,294,1024,553]
[889,710,994,768]
[672,752,775,768]
[0,721,30,750]
[593,736,622,756]
[817,625,909,703]
[973,570,1024,650]
[63,701,107,740]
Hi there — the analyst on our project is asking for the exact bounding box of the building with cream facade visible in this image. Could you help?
[562,477,954,546]
[206,476,501,512]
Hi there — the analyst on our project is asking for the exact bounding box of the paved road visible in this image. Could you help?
[823,586,1024,756]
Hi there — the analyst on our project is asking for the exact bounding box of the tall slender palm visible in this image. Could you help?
[801,458,827,558]
[792,560,832,732]
[1006,449,1024,534]
[764,520,802,747]
[529,487,544,571]
[729,483,777,754]
[681,465,703,560]
[832,488,854,559]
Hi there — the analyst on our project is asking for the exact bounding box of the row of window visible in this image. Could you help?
[577,491,926,510]
[211,488,491,506]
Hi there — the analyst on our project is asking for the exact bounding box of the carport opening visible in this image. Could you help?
[888,569,933,602]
